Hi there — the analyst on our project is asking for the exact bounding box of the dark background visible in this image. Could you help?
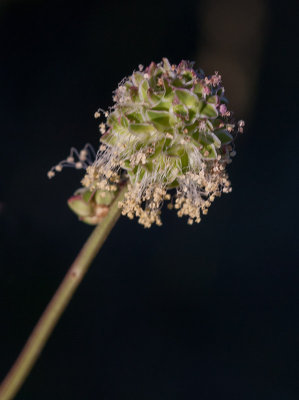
[0,0,298,399]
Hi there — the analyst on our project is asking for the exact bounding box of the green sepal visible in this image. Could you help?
[175,89,200,111]
[152,99,172,111]
[107,112,118,126]
[68,196,93,217]
[203,144,217,159]
[184,122,200,136]
[206,120,214,131]
[163,137,172,150]
[148,62,157,77]
[132,71,144,86]
[167,143,187,162]
[162,57,172,71]
[129,123,156,140]
[198,131,215,146]
[207,95,219,105]
[199,103,218,118]
[173,103,189,119]
[120,115,129,128]
[181,70,194,85]
[208,132,221,148]
[180,151,189,172]
[146,110,170,131]
[214,129,233,144]
[139,80,150,102]
[129,86,140,103]
[172,77,184,88]
[126,111,143,123]
[147,89,162,106]
[148,138,165,159]
[145,160,154,172]
[163,79,174,99]
[94,190,116,206]
[100,132,118,146]
[79,216,98,225]
[193,82,204,95]
[82,190,93,202]
[192,130,200,141]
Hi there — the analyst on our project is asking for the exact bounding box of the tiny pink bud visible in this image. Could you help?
[220,104,227,116]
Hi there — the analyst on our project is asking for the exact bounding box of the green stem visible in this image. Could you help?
[0,184,127,400]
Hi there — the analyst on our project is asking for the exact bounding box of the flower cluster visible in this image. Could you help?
[49,58,244,227]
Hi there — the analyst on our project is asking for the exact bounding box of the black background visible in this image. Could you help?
[0,0,298,399]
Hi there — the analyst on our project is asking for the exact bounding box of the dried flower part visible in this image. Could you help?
[67,188,116,225]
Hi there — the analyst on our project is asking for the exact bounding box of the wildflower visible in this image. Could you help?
[49,58,243,228]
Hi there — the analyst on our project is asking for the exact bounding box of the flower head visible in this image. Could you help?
[49,58,244,228]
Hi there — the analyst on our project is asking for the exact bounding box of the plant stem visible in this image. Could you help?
[0,184,127,400]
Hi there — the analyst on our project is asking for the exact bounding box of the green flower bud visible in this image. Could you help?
[67,195,93,217]
[67,188,116,225]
